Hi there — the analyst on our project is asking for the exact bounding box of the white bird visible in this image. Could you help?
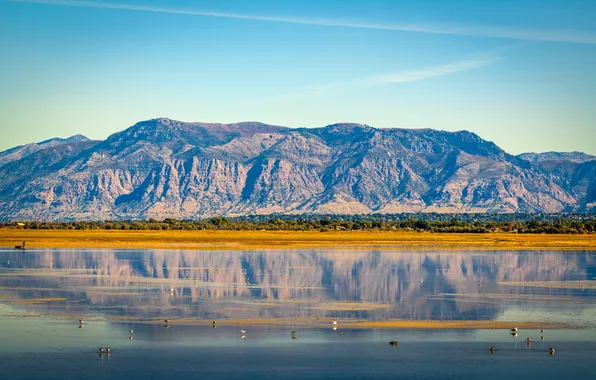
[333,321,338,325]
[129,330,133,334]
[79,319,85,324]
[511,327,518,332]
[240,330,246,334]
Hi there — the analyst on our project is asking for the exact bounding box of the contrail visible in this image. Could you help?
[9,0,596,44]
[250,57,498,104]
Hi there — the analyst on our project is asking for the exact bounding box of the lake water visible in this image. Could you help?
[1,248,595,379]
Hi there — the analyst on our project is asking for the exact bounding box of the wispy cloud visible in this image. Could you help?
[9,0,596,45]
[249,57,497,104]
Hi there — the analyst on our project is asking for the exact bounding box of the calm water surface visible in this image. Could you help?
[1,249,595,379]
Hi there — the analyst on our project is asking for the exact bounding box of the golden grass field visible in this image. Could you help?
[0,229,595,250]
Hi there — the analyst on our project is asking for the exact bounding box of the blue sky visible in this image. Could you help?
[0,0,595,154]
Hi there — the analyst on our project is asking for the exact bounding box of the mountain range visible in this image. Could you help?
[0,118,594,221]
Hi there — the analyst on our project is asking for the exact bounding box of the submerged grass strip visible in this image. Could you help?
[1,312,568,329]
[8,297,67,305]
[498,281,596,289]
[337,320,565,329]
[135,318,565,330]
[1,230,595,250]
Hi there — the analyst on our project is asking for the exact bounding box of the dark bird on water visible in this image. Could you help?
[549,348,555,355]
[14,241,26,250]
[389,340,398,346]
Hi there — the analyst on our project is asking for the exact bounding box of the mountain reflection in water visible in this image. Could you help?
[0,249,595,324]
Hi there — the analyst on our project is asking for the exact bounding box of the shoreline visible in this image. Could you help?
[0,229,595,250]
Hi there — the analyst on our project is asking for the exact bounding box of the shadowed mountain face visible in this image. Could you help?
[0,118,593,220]
[1,249,595,323]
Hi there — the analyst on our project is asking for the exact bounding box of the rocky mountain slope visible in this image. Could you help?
[517,152,595,213]
[0,118,593,220]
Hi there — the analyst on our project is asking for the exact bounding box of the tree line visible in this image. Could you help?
[2,213,595,234]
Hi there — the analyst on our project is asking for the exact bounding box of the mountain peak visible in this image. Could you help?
[323,122,369,130]
[37,134,90,146]
[518,151,596,164]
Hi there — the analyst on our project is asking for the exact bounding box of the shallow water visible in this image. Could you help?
[1,249,596,379]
